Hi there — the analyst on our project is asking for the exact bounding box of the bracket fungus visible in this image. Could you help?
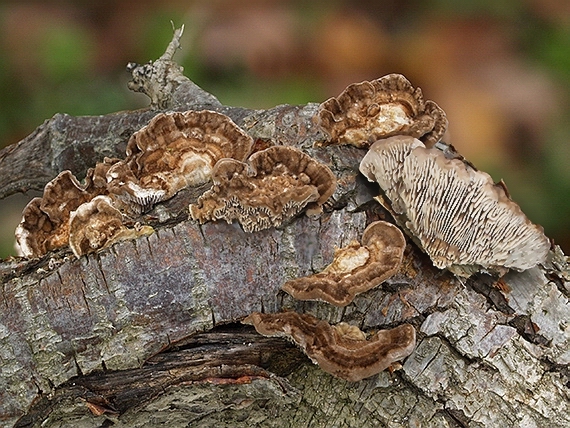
[15,171,101,257]
[359,135,551,276]
[14,110,258,258]
[68,195,154,258]
[243,312,416,382]
[108,110,254,211]
[315,74,448,148]
[189,146,337,232]
[282,221,406,306]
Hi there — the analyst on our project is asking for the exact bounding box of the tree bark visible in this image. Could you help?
[0,30,568,428]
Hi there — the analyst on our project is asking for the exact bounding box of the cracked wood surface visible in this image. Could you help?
[1,36,569,428]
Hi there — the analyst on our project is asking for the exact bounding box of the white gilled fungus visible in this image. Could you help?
[68,195,153,257]
[243,312,416,382]
[189,146,337,232]
[359,135,551,276]
[108,110,254,210]
[316,74,447,148]
[282,221,406,306]
[15,171,100,257]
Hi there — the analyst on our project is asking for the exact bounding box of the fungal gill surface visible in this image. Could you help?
[359,135,550,276]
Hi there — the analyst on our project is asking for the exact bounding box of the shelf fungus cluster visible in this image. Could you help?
[243,312,416,382]
[16,110,254,258]
[359,135,551,276]
[315,74,448,149]
[282,221,406,306]
[189,145,337,232]
[109,110,253,211]
[15,170,106,257]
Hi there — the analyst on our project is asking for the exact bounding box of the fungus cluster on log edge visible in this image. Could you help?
[16,110,255,257]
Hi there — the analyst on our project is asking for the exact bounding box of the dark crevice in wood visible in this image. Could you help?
[14,325,305,428]
[466,272,515,315]
[509,315,552,347]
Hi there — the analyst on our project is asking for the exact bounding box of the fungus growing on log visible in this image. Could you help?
[68,195,154,257]
[189,146,337,232]
[282,221,406,306]
[15,171,100,257]
[108,110,254,211]
[243,312,416,382]
[359,135,551,276]
[315,74,447,148]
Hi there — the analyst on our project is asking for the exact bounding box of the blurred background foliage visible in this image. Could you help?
[0,0,568,257]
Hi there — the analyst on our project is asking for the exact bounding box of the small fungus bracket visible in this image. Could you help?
[15,171,102,257]
[243,312,416,382]
[359,135,551,276]
[315,74,448,149]
[189,146,337,232]
[108,110,254,212]
[282,220,406,306]
[68,195,154,258]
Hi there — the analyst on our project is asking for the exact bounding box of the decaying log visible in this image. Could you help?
[0,28,568,428]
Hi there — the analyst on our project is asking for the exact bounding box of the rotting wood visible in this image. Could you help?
[0,28,568,428]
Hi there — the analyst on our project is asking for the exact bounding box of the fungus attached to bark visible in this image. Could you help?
[243,312,416,382]
[15,198,56,258]
[15,171,99,257]
[315,74,448,148]
[68,195,154,257]
[108,110,254,211]
[189,146,337,232]
[359,135,551,276]
[282,221,406,306]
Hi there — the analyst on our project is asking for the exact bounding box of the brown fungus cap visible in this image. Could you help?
[108,110,254,212]
[282,221,406,306]
[15,198,57,258]
[189,146,337,233]
[15,171,101,257]
[315,74,447,148]
[68,195,153,258]
[243,312,416,382]
[359,136,551,276]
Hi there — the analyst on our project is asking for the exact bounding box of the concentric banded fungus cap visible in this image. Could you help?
[243,312,416,382]
[68,195,153,257]
[282,221,406,306]
[108,110,254,211]
[15,170,99,257]
[316,74,447,148]
[189,146,337,232]
[15,198,56,258]
[359,135,551,276]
